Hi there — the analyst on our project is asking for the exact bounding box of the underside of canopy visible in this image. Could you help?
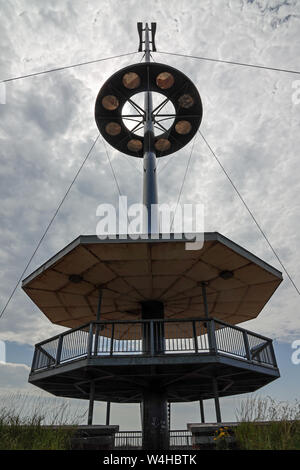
[22,233,282,331]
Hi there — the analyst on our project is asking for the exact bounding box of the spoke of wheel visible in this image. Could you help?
[155,121,169,133]
[122,117,143,123]
[155,116,176,124]
[152,97,170,115]
[96,115,142,121]
[129,120,144,134]
[122,114,144,118]
[127,98,145,116]
[158,114,201,118]
[155,114,177,117]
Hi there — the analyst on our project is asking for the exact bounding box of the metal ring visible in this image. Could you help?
[95,62,203,158]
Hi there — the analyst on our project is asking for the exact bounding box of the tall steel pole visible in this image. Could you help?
[140,23,168,450]
[143,23,159,234]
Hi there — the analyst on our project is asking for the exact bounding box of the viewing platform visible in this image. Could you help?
[29,317,279,403]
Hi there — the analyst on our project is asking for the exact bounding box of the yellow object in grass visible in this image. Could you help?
[214,426,230,441]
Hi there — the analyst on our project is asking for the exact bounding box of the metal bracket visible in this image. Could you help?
[137,22,157,52]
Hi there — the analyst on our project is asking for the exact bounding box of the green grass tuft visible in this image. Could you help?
[234,396,300,450]
[0,393,86,450]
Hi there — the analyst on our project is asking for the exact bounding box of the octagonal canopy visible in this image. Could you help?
[22,233,282,330]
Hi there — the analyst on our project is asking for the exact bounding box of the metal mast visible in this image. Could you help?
[142,23,159,234]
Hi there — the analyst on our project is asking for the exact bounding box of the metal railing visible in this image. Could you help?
[115,431,142,449]
[114,430,192,449]
[169,430,193,449]
[31,317,277,373]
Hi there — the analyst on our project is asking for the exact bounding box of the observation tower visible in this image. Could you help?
[23,23,282,450]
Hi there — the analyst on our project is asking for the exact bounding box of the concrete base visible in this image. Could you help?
[187,422,236,449]
[142,386,169,450]
[70,425,119,450]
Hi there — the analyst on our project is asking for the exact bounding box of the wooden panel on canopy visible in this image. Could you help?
[22,233,282,337]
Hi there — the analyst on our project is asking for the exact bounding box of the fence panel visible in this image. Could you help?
[214,322,246,359]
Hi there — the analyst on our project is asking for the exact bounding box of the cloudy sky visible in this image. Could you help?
[0,0,300,429]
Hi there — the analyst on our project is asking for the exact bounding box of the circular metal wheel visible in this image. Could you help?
[95,62,203,158]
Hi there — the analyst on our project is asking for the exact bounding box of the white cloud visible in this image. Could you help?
[0,361,32,391]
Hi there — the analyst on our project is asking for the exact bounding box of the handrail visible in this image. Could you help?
[34,317,273,348]
[31,317,277,372]
[214,319,273,343]
[36,322,91,347]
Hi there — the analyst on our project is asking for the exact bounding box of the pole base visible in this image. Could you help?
[142,384,169,450]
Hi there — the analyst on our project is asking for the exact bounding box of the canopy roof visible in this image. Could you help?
[22,233,282,329]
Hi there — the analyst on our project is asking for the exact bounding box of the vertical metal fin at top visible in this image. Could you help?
[137,22,157,53]
[137,23,143,52]
[151,23,157,51]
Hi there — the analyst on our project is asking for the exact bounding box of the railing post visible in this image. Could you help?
[106,401,111,425]
[88,381,95,425]
[110,323,115,356]
[150,321,155,356]
[192,321,198,354]
[94,289,102,356]
[31,347,38,373]
[87,322,94,358]
[208,319,217,353]
[212,378,222,423]
[55,335,63,366]
[269,341,278,368]
[199,399,205,423]
[47,351,52,368]
[243,330,252,361]
[94,323,100,356]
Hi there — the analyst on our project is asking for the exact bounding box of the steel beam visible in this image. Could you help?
[106,401,111,425]
[88,381,95,425]
[212,378,222,423]
[199,399,205,423]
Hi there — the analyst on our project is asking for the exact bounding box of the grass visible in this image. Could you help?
[0,393,86,450]
[234,396,300,450]
[1,393,300,450]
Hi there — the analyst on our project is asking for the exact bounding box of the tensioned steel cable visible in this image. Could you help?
[0,52,137,83]
[170,135,197,232]
[157,50,300,75]
[101,135,123,197]
[157,136,195,176]
[121,153,142,175]
[2,47,141,173]
[0,133,100,320]
[199,129,300,296]
[100,135,131,227]
[157,155,171,173]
